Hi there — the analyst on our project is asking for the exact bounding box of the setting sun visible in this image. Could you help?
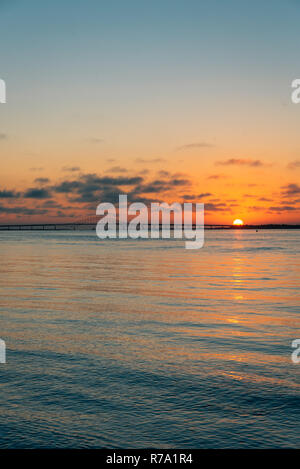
[233,219,244,226]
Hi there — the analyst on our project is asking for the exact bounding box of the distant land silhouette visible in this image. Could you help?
[0,222,299,231]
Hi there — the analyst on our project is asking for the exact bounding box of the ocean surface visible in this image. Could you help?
[0,229,299,448]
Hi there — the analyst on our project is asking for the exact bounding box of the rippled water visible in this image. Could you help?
[0,229,299,448]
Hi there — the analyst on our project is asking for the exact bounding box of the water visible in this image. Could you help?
[0,229,299,448]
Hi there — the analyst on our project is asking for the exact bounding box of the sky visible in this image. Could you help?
[0,0,300,224]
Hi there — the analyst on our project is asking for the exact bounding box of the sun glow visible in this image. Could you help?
[233,219,244,226]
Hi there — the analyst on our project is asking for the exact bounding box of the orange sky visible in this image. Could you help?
[1,136,299,225]
[0,1,300,224]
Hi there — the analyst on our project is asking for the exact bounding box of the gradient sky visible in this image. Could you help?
[0,0,300,224]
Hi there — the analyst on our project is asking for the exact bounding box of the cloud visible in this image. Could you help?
[135,158,166,164]
[53,173,144,203]
[198,192,213,198]
[56,172,190,204]
[24,188,52,199]
[134,178,189,195]
[29,167,44,172]
[176,142,214,151]
[247,205,265,211]
[181,194,197,200]
[106,166,128,173]
[205,202,227,212]
[84,175,143,186]
[0,133,7,140]
[0,204,47,215]
[157,170,170,178]
[53,180,82,193]
[0,189,20,198]
[281,183,300,197]
[34,178,50,184]
[62,166,81,172]
[0,171,192,218]
[216,158,268,167]
[138,169,150,175]
[181,192,212,200]
[287,160,300,170]
[41,200,62,208]
[268,205,297,213]
[207,174,227,180]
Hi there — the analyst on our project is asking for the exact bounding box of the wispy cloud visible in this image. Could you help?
[281,183,300,197]
[34,178,50,184]
[157,170,170,178]
[106,166,128,173]
[205,202,227,212]
[29,167,44,172]
[207,174,227,180]
[268,205,297,213]
[133,178,189,196]
[216,158,269,167]
[0,205,47,215]
[62,166,81,172]
[181,192,212,200]
[287,160,300,170]
[198,192,212,198]
[176,142,214,151]
[135,158,166,164]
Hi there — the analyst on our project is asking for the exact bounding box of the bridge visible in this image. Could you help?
[0,215,99,230]
[0,215,229,230]
[0,222,233,231]
[0,220,299,231]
